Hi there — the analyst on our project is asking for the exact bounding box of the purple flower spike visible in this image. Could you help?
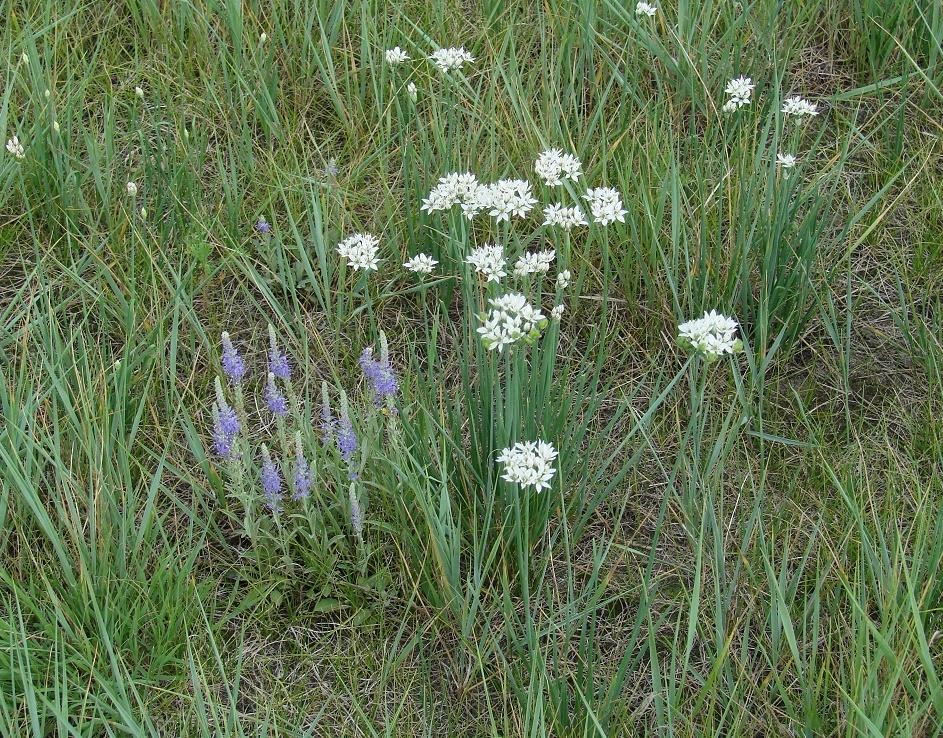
[267,325,291,380]
[337,390,357,463]
[212,405,234,457]
[293,432,313,500]
[265,372,288,417]
[221,332,246,383]
[255,216,271,233]
[337,418,357,462]
[358,347,398,408]
[218,406,240,437]
[260,445,283,512]
[214,377,241,437]
[269,349,290,380]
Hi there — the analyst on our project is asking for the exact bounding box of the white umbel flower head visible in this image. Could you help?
[776,153,797,169]
[5,136,25,159]
[781,96,818,118]
[428,47,474,73]
[478,178,538,222]
[477,293,547,352]
[421,172,480,213]
[497,440,559,492]
[677,310,743,360]
[583,187,627,225]
[407,82,418,102]
[126,181,138,196]
[556,270,572,289]
[385,47,410,65]
[403,253,438,274]
[338,232,382,271]
[724,76,755,110]
[466,243,507,282]
[543,203,587,231]
[550,304,565,321]
[535,149,583,186]
[636,1,658,16]
[514,249,556,277]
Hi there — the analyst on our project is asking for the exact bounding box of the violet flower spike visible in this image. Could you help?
[211,403,234,457]
[214,376,241,437]
[255,216,271,233]
[265,372,288,417]
[267,324,291,380]
[260,444,283,512]
[337,390,357,463]
[358,347,398,408]
[221,332,246,383]
[292,431,313,500]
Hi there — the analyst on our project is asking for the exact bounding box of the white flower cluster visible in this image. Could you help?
[477,293,547,352]
[337,232,382,271]
[781,96,818,118]
[5,136,24,159]
[126,181,138,196]
[476,178,538,222]
[677,310,742,359]
[497,440,558,493]
[428,47,475,73]
[777,153,797,169]
[403,253,438,274]
[420,171,480,213]
[556,270,571,288]
[535,149,582,186]
[421,173,537,222]
[514,249,555,277]
[466,243,507,282]
[583,187,627,225]
[636,1,658,16]
[385,47,410,65]
[550,304,565,321]
[543,203,587,230]
[723,76,755,112]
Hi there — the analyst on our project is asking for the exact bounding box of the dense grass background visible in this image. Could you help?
[1,0,942,735]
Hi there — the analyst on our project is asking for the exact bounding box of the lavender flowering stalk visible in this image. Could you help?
[221,331,248,426]
[214,377,240,437]
[265,371,288,417]
[267,324,291,380]
[358,330,398,408]
[260,444,283,512]
[221,332,246,383]
[293,431,313,500]
[337,390,357,463]
[211,403,235,457]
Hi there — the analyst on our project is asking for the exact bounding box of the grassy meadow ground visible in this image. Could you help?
[1,0,943,735]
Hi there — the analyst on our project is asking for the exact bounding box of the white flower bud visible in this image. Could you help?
[52,121,60,133]
[44,89,51,99]
[134,86,144,99]
[126,181,138,197]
